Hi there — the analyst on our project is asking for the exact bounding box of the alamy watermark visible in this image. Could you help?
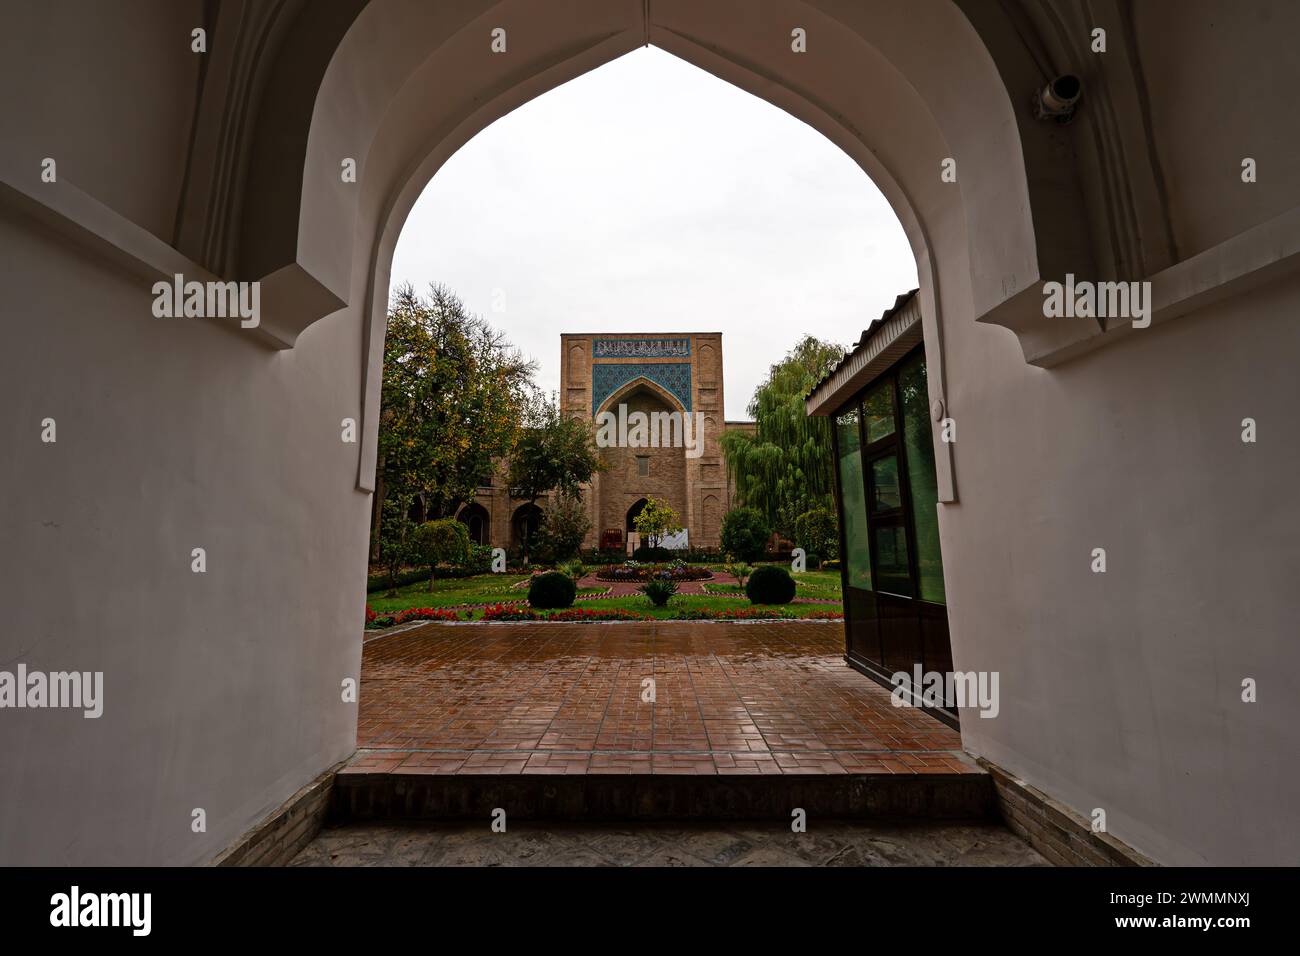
[50,886,150,936]
[0,664,102,718]
[152,274,260,329]
[594,403,706,459]
[890,665,999,718]
[1043,274,1151,328]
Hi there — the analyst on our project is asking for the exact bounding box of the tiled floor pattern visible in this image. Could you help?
[349,620,974,777]
[291,819,1047,866]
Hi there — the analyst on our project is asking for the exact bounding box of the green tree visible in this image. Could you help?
[724,560,752,590]
[720,507,771,563]
[533,495,592,564]
[377,492,418,596]
[507,396,603,562]
[794,506,839,569]
[412,517,471,591]
[721,335,845,537]
[633,497,683,550]
[373,282,535,557]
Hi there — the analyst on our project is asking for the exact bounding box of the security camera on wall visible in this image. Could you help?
[1033,74,1083,123]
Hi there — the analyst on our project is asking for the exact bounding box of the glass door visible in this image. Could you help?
[829,347,955,724]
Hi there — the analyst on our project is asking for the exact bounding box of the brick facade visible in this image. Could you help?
[458,333,751,553]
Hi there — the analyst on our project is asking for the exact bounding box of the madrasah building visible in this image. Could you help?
[455,333,754,554]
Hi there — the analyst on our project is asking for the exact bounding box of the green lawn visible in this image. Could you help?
[366,575,603,613]
[365,570,844,622]
[703,569,842,598]
[792,569,843,595]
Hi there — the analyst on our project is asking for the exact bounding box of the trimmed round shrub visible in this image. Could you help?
[528,570,577,609]
[721,507,771,563]
[745,565,797,605]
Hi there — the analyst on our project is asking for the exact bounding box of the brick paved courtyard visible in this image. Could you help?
[307,620,1047,866]
[347,619,976,777]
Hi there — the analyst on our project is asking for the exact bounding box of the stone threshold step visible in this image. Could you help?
[330,772,996,822]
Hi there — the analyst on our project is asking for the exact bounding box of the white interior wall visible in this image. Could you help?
[0,216,365,865]
[939,266,1300,865]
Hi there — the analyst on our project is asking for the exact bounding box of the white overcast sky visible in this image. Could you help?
[390,47,917,421]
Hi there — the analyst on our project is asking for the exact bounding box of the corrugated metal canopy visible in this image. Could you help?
[805,289,921,416]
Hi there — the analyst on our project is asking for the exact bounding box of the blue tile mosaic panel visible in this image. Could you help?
[591,362,692,413]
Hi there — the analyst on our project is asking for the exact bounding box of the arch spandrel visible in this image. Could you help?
[595,377,689,420]
[235,0,1064,490]
[272,0,1043,335]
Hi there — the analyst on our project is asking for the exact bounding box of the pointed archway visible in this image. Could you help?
[456,502,490,546]
[625,497,648,533]
[510,502,543,555]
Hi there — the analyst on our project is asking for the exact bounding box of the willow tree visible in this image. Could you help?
[721,335,845,538]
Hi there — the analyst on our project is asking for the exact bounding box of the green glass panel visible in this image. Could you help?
[872,524,911,596]
[869,454,902,513]
[862,380,895,443]
[835,409,871,589]
[899,354,946,604]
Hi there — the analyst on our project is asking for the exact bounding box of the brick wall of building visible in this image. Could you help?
[456,333,750,553]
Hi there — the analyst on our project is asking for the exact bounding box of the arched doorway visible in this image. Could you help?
[19,0,1282,870]
[625,497,648,533]
[232,0,1076,527]
[511,502,543,556]
[625,497,650,556]
[457,502,490,546]
[593,380,692,541]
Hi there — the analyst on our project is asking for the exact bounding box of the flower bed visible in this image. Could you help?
[365,606,462,628]
[482,603,649,622]
[666,607,794,621]
[480,603,536,621]
[395,607,461,624]
[595,562,712,582]
[544,607,649,622]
